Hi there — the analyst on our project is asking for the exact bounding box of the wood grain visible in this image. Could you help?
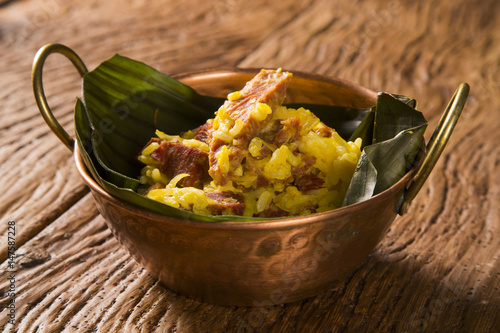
[0,0,499,332]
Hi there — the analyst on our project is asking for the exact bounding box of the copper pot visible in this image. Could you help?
[33,43,469,306]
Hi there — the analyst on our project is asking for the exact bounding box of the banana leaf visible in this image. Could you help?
[347,94,418,149]
[343,93,427,208]
[82,55,222,182]
[77,54,427,221]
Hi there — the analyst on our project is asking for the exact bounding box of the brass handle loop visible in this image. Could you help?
[399,82,470,215]
[32,43,88,152]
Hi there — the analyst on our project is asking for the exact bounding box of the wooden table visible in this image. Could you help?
[1,0,499,331]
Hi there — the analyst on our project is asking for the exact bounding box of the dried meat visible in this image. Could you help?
[151,141,209,187]
[208,69,293,185]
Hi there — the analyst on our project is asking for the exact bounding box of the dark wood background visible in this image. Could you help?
[0,0,499,332]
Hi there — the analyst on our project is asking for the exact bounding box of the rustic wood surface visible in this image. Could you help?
[0,0,499,332]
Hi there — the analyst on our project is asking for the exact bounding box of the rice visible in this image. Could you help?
[137,69,362,217]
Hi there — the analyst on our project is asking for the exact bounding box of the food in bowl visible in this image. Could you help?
[33,43,466,306]
[137,69,362,217]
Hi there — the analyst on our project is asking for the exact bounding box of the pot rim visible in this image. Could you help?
[173,67,378,103]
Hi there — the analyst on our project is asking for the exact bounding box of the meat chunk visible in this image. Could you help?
[294,173,324,192]
[259,203,289,218]
[206,191,246,215]
[208,69,293,185]
[150,141,209,187]
[291,155,316,175]
[192,122,211,143]
[272,117,301,146]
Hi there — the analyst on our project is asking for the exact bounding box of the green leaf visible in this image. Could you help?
[74,98,103,185]
[343,152,378,206]
[343,93,427,207]
[82,54,221,181]
[373,92,426,143]
[368,124,426,194]
[349,106,375,148]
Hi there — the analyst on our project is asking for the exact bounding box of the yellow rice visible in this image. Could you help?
[138,100,362,217]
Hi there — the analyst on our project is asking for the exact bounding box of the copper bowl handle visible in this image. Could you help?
[399,82,470,215]
[32,43,88,152]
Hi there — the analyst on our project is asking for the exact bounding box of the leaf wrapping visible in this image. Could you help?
[343,93,427,207]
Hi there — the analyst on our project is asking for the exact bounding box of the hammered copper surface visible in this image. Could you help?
[73,70,421,306]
